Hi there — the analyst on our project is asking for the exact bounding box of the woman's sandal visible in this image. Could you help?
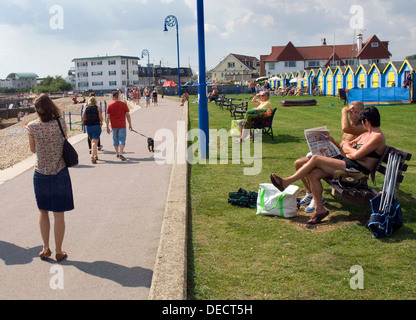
[39,248,52,259]
[269,173,284,191]
[56,252,68,262]
[91,158,97,164]
[307,210,330,225]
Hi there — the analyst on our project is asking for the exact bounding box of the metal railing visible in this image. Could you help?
[62,101,107,132]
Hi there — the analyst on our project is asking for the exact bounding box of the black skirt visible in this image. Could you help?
[33,167,74,212]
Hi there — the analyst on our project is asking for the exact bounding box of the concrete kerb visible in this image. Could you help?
[148,98,189,300]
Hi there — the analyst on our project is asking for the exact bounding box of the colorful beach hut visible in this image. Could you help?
[307,69,318,94]
[368,63,386,88]
[315,68,325,95]
[344,65,358,89]
[355,64,369,88]
[282,73,290,87]
[323,67,335,96]
[300,70,308,89]
[398,60,414,87]
[288,72,295,86]
[383,61,401,87]
[333,66,346,94]
[268,74,280,89]
[399,59,416,101]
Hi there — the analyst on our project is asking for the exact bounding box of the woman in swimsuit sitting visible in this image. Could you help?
[270,106,386,224]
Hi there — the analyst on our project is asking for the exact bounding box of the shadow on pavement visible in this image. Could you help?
[0,240,152,288]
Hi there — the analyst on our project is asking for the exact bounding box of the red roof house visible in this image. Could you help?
[261,34,391,76]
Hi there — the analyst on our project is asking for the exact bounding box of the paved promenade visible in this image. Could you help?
[0,97,186,299]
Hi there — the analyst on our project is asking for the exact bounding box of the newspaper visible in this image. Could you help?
[304,126,340,157]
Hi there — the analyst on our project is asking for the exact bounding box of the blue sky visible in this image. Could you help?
[0,0,415,79]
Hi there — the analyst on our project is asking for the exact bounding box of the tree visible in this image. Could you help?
[35,75,73,92]
[405,54,416,60]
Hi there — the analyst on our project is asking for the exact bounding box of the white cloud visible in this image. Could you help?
[1,0,415,78]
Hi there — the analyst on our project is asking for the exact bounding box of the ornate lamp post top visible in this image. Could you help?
[141,49,149,58]
[164,15,178,30]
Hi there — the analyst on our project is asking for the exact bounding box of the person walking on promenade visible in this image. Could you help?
[106,91,133,161]
[144,86,151,108]
[86,92,103,153]
[25,94,74,262]
[152,88,158,106]
[82,96,103,164]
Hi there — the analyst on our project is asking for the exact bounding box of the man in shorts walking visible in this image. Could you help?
[106,91,133,161]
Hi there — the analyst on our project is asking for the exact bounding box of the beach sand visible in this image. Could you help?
[0,96,111,171]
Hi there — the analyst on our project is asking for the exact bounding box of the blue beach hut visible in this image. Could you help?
[368,63,385,88]
[315,68,325,95]
[323,67,335,96]
[307,69,317,94]
[333,66,346,94]
[344,65,358,89]
[383,61,402,87]
[355,64,369,88]
[399,59,416,101]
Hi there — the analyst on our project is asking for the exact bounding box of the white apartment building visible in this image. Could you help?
[72,55,140,92]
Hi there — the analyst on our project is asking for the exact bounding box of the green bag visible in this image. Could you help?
[228,188,258,209]
[247,109,266,115]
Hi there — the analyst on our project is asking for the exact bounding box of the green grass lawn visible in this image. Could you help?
[187,93,416,300]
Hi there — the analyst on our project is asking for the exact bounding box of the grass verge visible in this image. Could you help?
[187,94,416,300]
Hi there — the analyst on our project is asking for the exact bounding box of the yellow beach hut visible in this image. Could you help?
[324,67,335,96]
[383,61,401,87]
[301,70,308,89]
[333,66,346,94]
[398,59,416,101]
[344,65,358,89]
[315,68,325,95]
[369,63,388,88]
[355,64,369,88]
[307,69,317,94]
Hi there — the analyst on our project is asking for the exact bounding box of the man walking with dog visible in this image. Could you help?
[106,91,133,161]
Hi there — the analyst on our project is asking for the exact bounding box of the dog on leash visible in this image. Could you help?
[131,129,154,152]
[147,137,154,152]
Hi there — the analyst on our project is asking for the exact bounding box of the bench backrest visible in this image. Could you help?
[263,108,277,126]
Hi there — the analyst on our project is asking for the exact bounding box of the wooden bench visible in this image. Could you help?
[215,94,226,107]
[229,101,248,119]
[325,146,412,198]
[248,108,277,142]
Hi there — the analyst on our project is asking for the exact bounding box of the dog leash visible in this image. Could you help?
[130,129,149,139]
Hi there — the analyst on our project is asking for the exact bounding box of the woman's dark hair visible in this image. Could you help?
[360,105,380,127]
[34,94,62,122]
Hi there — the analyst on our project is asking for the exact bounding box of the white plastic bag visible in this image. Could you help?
[256,183,299,218]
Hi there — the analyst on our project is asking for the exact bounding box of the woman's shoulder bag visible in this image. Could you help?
[57,118,78,167]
